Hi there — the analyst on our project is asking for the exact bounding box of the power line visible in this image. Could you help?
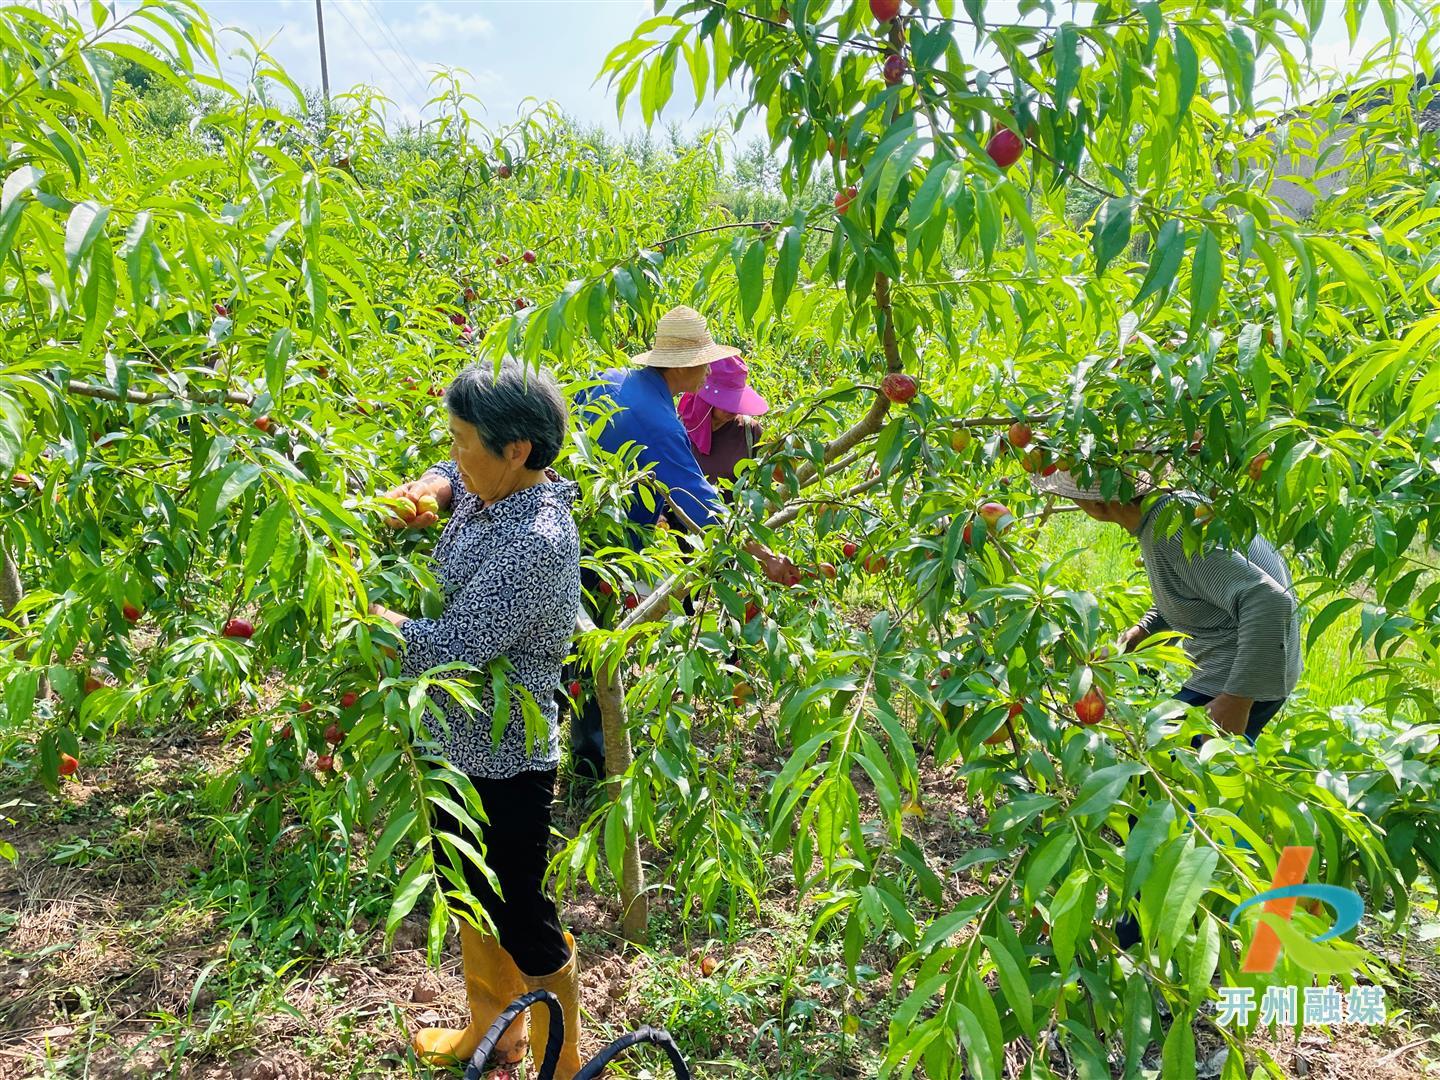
[327,0,429,120]
[359,0,434,111]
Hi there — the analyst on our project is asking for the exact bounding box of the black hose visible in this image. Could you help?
[573,1026,692,1080]
[463,990,564,1080]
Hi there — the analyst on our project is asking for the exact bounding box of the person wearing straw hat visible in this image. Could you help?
[1033,467,1301,740]
[676,355,771,492]
[585,305,736,532]
[570,306,798,782]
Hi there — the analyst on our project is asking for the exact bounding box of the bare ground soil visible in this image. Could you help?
[2,727,1437,1079]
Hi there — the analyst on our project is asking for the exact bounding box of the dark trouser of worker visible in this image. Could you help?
[567,564,700,787]
[1114,690,1287,951]
[571,694,607,784]
[413,769,583,1078]
[1176,686,1286,745]
[569,566,608,785]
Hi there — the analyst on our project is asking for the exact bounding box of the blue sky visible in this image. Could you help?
[199,1,1412,139]
[206,0,737,134]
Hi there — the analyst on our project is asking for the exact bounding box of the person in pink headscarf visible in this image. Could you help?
[675,355,770,493]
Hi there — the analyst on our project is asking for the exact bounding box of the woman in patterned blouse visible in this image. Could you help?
[370,360,585,1077]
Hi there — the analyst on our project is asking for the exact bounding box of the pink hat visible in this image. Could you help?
[696,356,768,416]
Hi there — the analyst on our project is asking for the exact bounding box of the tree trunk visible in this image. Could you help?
[0,544,21,621]
[577,612,647,941]
[0,542,43,698]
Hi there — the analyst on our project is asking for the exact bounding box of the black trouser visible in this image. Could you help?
[568,566,698,783]
[569,566,608,782]
[1175,686,1286,744]
[1116,691,1287,949]
[428,768,571,976]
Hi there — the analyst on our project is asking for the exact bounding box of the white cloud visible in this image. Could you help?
[405,2,495,46]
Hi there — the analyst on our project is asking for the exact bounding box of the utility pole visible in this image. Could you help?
[314,0,331,101]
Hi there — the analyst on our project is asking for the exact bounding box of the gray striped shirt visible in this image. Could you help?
[1136,494,1302,701]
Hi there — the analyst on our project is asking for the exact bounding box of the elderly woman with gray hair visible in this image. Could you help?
[371,359,584,1077]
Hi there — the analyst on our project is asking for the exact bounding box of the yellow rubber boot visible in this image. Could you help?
[523,932,584,1080]
[412,920,529,1068]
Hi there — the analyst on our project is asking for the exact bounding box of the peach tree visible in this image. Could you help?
[0,0,712,945]
[0,1,1438,1075]
[500,0,1437,1076]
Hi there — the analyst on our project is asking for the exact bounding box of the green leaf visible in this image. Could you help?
[952,1003,998,1080]
[79,236,116,355]
[875,137,927,228]
[1188,226,1222,333]
[686,38,709,104]
[1092,196,1135,275]
[1122,971,1154,1076]
[266,327,293,404]
[908,157,952,235]
[1024,829,1077,900]
[1310,236,1386,325]
[1171,29,1199,131]
[244,502,288,585]
[1049,867,1092,974]
[1186,914,1220,1004]
[1161,1009,1198,1080]
[0,393,26,474]
[917,896,987,951]
[1059,1020,1112,1080]
[1236,322,1263,378]
[1228,27,1255,111]
[1123,801,1176,900]
[215,463,262,517]
[1066,761,1144,820]
[982,933,1035,1036]
[964,970,1005,1073]
[1134,219,1186,306]
[64,200,109,278]
[80,46,117,114]
[604,800,627,882]
[119,211,152,304]
[369,810,419,872]
[1157,841,1217,964]
[772,222,802,313]
[1307,596,1360,651]
[738,238,766,325]
[92,40,188,91]
[385,857,432,938]
[300,173,323,254]
[612,266,639,309]
[1,165,43,216]
[302,258,327,330]
[1054,24,1080,107]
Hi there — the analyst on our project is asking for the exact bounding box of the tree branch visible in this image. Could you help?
[874,273,902,375]
[64,380,255,407]
[699,0,889,53]
[648,218,833,251]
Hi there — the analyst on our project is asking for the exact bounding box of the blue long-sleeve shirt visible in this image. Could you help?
[580,366,723,530]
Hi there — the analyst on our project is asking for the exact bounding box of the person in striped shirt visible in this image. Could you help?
[1036,470,1302,739]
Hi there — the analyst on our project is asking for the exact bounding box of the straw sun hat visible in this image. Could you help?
[1031,461,1164,501]
[630,305,740,369]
